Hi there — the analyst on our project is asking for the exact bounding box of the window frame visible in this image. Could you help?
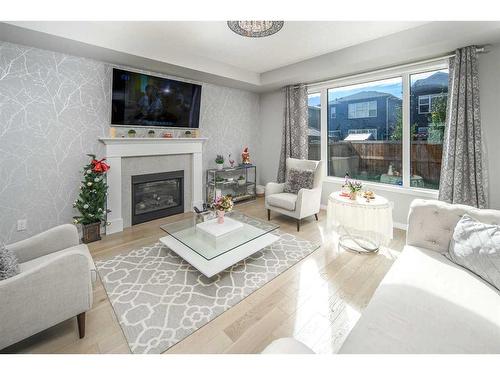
[307,59,448,196]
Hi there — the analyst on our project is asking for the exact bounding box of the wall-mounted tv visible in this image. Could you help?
[111,68,202,128]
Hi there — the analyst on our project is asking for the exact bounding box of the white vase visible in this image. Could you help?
[216,164,223,170]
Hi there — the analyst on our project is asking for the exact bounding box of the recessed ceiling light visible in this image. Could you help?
[227,21,284,38]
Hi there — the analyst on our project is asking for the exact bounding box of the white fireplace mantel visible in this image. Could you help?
[99,137,207,234]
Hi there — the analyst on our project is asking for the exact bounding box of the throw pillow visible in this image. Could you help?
[284,168,315,194]
[446,214,500,291]
[0,242,20,280]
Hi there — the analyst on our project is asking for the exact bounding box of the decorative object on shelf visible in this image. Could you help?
[206,165,256,205]
[227,21,284,38]
[162,132,173,138]
[228,153,235,168]
[73,154,110,243]
[215,154,224,170]
[127,129,136,138]
[184,130,192,138]
[241,147,251,164]
[109,127,117,138]
[363,190,375,203]
[346,179,363,200]
[147,130,155,138]
[213,195,233,224]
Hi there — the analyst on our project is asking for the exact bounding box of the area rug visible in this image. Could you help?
[95,230,319,354]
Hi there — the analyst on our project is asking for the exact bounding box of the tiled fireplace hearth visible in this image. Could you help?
[99,137,207,234]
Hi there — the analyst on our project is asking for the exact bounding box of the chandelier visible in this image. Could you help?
[227,21,284,38]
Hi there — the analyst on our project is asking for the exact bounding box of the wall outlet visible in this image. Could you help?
[17,219,27,231]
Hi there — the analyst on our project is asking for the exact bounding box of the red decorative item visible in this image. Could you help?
[91,158,110,174]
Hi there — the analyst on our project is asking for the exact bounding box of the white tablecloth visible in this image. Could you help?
[327,191,393,245]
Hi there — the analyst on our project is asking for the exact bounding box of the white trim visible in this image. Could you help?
[402,72,411,188]
[393,222,408,231]
[323,177,439,199]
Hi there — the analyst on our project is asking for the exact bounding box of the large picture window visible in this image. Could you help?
[310,61,449,191]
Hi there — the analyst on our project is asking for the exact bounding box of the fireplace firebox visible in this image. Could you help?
[131,170,184,225]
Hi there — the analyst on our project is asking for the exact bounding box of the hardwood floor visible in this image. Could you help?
[2,198,405,354]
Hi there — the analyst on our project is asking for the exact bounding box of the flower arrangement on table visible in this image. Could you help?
[345,179,363,200]
[73,154,110,243]
[213,195,233,224]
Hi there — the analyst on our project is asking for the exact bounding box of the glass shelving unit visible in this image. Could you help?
[206,165,256,205]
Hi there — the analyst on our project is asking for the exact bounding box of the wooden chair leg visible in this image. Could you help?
[296,219,300,231]
[314,213,319,221]
[267,209,271,221]
[77,312,86,339]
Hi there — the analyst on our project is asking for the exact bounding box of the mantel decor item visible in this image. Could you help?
[215,154,224,170]
[73,154,110,243]
[227,21,284,38]
[127,129,136,138]
[147,130,155,138]
[213,195,234,224]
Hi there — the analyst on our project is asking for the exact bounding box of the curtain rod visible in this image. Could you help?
[288,46,487,89]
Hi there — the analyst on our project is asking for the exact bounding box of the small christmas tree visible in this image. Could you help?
[73,154,110,227]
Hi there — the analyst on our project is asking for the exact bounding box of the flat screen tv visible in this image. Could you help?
[111,68,202,128]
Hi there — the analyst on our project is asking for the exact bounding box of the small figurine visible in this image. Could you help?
[228,153,235,168]
[387,163,394,176]
[241,147,251,165]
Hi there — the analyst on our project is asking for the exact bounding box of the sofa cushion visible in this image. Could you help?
[20,244,97,284]
[284,168,314,194]
[266,193,298,211]
[339,245,500,354]
[446,214,500,291]
[0,243,20,280]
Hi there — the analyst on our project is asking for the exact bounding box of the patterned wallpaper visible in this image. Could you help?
[0,41,260,243]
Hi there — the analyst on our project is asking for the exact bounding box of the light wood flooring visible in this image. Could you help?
[2,198,405,354]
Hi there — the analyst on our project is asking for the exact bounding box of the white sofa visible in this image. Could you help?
[265,158,323,231]
[0,224,96,351]
[264,199,500,354]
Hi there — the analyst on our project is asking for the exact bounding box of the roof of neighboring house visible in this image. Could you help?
[343,133,374,141]
[330,90,401,104]
[412,71,448,91]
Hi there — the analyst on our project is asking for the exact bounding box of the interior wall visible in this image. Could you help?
[258,43,500,225]
[0,40,260,243]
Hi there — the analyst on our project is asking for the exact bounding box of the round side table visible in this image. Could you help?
[327,191,393,254]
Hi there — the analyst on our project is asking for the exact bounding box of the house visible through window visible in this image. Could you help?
[309,63,449,191]
[348,100,377,119]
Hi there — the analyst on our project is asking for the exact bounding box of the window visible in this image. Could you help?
[418,93,447,114]
[410,69,449,189]
[348,100,377,119]
[307,92,321,161]
[327,77,402,185]
[309,61,449,191]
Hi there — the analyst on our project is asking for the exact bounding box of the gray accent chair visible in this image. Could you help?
[265,158,323,231]
[0,224,96,350]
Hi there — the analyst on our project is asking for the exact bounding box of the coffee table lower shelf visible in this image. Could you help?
[159,233,279,278]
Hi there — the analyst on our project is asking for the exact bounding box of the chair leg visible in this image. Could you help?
[77,312,86,339]
[267,209,271,221]
[296,219,300,231]
[314,213,319,221]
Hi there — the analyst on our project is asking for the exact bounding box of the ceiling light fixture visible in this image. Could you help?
[227,21,284,38]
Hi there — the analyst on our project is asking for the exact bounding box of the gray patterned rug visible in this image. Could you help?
[95,230,318,354]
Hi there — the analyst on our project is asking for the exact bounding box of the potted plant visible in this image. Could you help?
[213,195,233,224]
[147,129,155,138]
[184,130,192,138]
[237,175,246,186]
[346,179,363,200]
[215,154,224,170]
[127,129,136,138]
[73,154,110,243]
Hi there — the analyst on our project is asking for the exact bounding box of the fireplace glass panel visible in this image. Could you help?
[134,179,181,215]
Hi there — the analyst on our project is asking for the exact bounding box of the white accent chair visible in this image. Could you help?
[0,224,96,351]
[265,158,323,231]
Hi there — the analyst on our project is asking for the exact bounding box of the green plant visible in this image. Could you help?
[390,106,417,141]
[148,129,155,134]
[431,94,447,126]
[215,154,224,164]
[238,175,245,180]
[128,129,136,134]
[73,154,110,225]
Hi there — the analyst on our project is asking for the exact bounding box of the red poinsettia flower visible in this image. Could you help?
[91,158,110,173]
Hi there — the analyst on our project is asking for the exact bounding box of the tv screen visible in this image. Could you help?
[111,68,202,128]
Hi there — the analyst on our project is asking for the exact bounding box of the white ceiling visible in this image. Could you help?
[8,21,425,78]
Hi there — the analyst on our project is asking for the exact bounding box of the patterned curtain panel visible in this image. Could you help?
[439,46,488,208]
[277,84,309,182]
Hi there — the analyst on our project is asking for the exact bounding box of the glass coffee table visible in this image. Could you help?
[159,211,279,278]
